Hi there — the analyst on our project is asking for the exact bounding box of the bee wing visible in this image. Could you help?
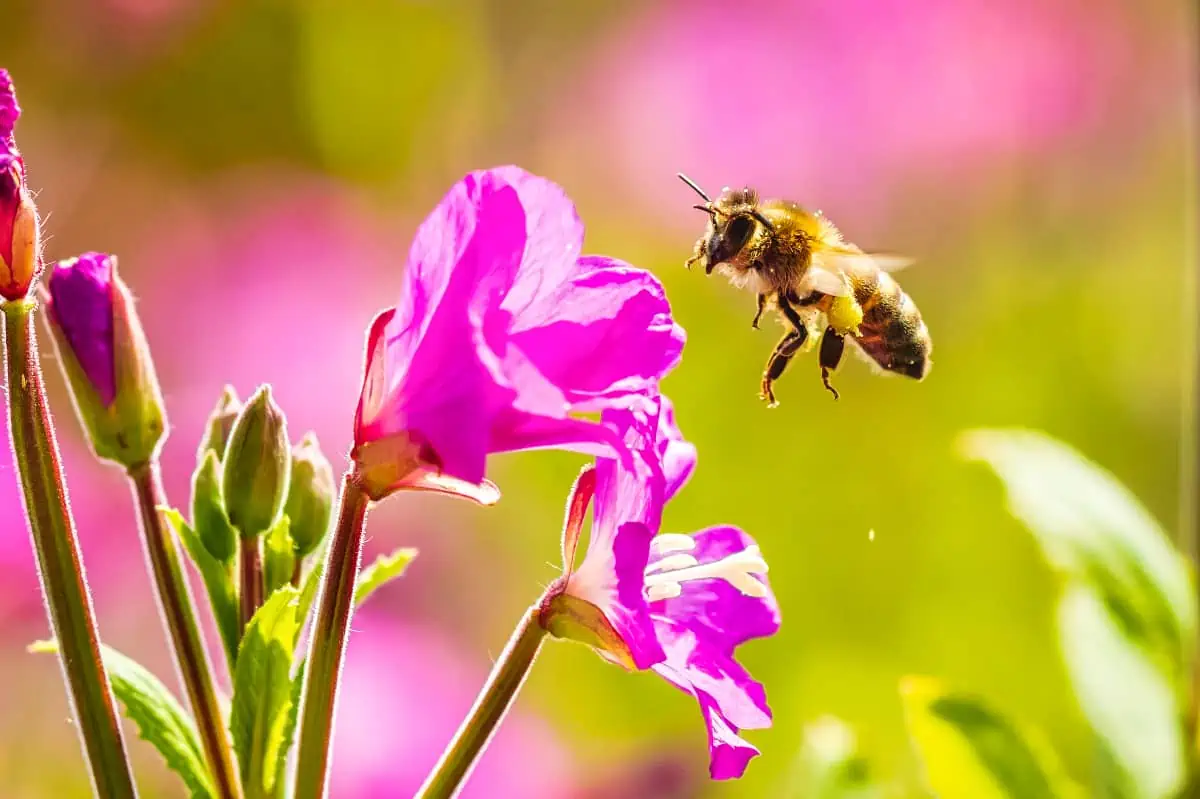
[802,266,853,297]
[822,247,915,274]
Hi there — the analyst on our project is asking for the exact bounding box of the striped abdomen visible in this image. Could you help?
[848,269,931,379]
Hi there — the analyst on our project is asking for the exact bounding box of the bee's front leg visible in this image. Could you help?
[684,237,708,271]
[751,293,767,329]
[760,327,808,408]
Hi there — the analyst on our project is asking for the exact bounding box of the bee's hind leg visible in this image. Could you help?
[819,328,846,400]
[751,293,767,329]
[760,326,807,408]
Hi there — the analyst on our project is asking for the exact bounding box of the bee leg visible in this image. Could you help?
[819,328,846,400]
[751,293,767,329]
[760,327,807,408]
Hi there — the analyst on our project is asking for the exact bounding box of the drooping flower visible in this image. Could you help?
[541,398,779,780]
[43,252,167,468]
[0,69,40,301]
[353,166,685,503]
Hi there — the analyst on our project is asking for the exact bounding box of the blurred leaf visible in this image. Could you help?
[272,660,306,799]
[263,516,296,594]
[961,429,1196,686]
[164,507,240,671]
[30,640,214,799]
[231,586,301,797]
[790,716,881,799]
[901,676,1080,799]
[354,547,418,607]
[1058,583,1185,799]
[191,451,237,565]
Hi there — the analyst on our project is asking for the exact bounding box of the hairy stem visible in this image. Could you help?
[128,461,242,799]
[294,477,370,799]
[2,298,137,797]
[415,606,547,799]
[239,535,263,631]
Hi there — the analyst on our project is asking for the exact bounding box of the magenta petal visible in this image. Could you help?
[650,526,780,650]
[0,70,18,149]
[657,396,697,500]
[700,697,761,781]
[651,618,772,733]
[510,260,685,406]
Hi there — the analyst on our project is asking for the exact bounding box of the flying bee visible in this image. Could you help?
[678,173,932,405]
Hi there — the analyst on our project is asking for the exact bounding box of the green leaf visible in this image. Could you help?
[191,450,237,564]
[231,586,302,798]
[30,640,215,799]
[164,507,240,671]
[1058,583,1185,799]
[271,660,306,799]
[790,716,881,799]
[263,516,296,595]
[961,429,1196,686]
[354,547,418,606]
[297,553,325,628]
[901,677,1081,799]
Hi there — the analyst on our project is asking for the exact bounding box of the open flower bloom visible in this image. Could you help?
[353,166,685,504]
[0,69,39,300]
[542,398,779,780]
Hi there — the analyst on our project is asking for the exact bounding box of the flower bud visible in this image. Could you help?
[43,253,167,468]
[222,385,290,538]
[285,433,335,559]
[197,385,243,462]
[0,70,40,301]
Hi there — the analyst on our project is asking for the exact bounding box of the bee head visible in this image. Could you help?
[678,174,774,275]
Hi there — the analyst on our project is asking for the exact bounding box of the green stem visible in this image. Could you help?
[294,476,370,799]
[415,605,548,799]
[240,535,263,632]
[2,299,138,798]
[128,461,242,799]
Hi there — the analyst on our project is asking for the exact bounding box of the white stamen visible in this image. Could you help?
[651,534,697,555]
[643,545,769,602]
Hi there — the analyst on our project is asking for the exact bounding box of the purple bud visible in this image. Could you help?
[47,253,117,405]
[0,69,37,301]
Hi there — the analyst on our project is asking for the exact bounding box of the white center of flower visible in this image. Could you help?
[643,535,769,602]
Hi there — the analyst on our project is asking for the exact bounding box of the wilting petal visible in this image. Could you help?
[657,396,696,500]
[510,260,684,407]
[649,526,780,650]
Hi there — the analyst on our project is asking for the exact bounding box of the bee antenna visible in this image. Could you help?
[751,209,776,233]
[677,173,713,203]
[692,203,715,216]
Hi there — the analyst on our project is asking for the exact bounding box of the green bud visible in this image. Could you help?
[42,254,167,469]
[190,449,236,564]
[285,433,335,559]
[221,385,290,538]
[197,385,243,462]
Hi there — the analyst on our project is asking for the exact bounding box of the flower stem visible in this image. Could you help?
[240,535,263,631]
[1,298,137,798]
[415,605,548,799]
[127,461,242,799]
[294,476,370,799]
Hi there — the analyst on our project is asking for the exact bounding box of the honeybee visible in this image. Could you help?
[678,174,932,405]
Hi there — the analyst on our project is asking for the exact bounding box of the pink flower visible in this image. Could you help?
[545,398,779,780]
[353,166,685,502]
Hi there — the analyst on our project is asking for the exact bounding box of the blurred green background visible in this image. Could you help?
[0,0,1194,796]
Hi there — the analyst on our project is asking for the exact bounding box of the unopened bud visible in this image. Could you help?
[198,385,243,462]
[0,69,40,301]
[43,253,167,468]
[285,433,335,559]
[222,385,290,538]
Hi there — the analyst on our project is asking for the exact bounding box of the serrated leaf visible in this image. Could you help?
[31,639,215,798]
[354,547,417,606]
[901,677,1080,799]
[1058,583,1185,799]
[231,586,301,798]
[961,429,1195,687]
[192,450,237,564]
[164,507,240,671]
[263,516,296,595]
[790,716,881,799]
